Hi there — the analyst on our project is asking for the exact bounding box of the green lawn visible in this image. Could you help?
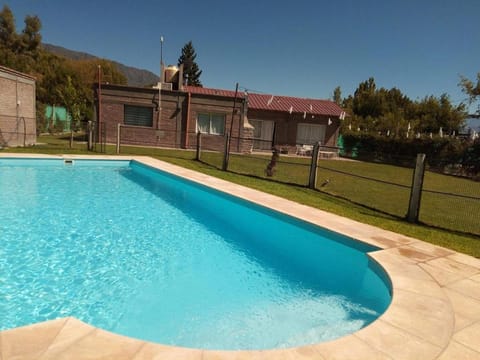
[2,134,479,257]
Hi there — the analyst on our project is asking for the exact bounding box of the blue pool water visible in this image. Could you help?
[0,158,391,350]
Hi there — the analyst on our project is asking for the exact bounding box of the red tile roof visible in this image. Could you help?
[247,93,343,117]
[183,85,344,117]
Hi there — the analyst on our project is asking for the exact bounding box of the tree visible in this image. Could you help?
[459,73,480,113]
[21,15,42,53]
[353,77,385,119]
[0,5,17,49]
[57,75,84,147]
[177,41,202,87]
[343,77,466,137]
[333,86,342,105]
[0,5,18,67]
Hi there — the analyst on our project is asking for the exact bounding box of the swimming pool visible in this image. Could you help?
[0,157,391,350]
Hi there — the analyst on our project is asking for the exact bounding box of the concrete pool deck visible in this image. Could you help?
[1,153,479,359]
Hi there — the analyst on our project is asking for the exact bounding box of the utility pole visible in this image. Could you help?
[96,65,102,151]
[158,36,164,129]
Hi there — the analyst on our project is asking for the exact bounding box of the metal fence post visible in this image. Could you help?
[222,133,230,171]
[87,121,93,151]
[116,123,121,154]
[196,132,202,161]
[407,153,426,222]
[308,142,321,189]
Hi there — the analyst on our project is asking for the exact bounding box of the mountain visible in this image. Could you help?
[42,43,159,87]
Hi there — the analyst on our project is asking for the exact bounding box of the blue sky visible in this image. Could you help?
[4,0,480,110]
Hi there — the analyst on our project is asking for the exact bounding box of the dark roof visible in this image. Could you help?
[183,85,343,117]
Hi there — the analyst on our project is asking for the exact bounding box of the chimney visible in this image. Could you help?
[178,63,184,91]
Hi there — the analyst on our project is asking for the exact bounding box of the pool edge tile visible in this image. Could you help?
[0,318,68,360]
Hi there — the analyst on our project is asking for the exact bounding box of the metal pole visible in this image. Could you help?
[308,142,321,189]
[228,83,239,152]
[22,117,26,147]
[196,132,202,161]
[160,36,164,76]
[116,124,121,154]
[224,83,239,170]
[407,153,426,222]
[222,133,230,171]
[87,121,93,150]
[97,65,102,148]
[158,36,164,129]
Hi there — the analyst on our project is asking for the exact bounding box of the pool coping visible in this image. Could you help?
[1,153,479,359]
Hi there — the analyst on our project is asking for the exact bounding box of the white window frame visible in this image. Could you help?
[196,113,226,135]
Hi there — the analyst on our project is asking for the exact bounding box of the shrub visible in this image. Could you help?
[339,132,479,178]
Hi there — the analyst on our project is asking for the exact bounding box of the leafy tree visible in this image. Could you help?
[0,6,127,133]
[0,5,17,49]
[0,5,18,67]
[459,72,480,113]
[177,41,202,87]
[57,75,84,147]
[343,77,466,137]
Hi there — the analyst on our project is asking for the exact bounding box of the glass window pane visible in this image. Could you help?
[197,114,210,133]
[296,123,325,144]
[210,114,225,135]
[250,120,262,138]
[296,124,309,144]
[124,105,153,127]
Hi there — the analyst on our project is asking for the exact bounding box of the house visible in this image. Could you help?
[184,87,345,152]
[94,66,344,153]
[95,83,253,153]
[0,66,36,147]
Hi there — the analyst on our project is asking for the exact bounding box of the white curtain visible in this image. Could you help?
[197,114,210,133]
[296,123,326,145]
[210,114,225,135]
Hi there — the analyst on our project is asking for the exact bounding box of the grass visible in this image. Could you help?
[2,134,479,258]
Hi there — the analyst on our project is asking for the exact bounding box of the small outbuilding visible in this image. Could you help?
[0,66,36,147]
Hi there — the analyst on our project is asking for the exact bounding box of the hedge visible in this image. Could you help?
[340,132,480,178]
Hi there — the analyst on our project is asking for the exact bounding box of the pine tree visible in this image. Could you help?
[177,41,202,87]
[21,15,42,53]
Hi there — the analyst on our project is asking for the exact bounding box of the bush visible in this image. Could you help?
[340,132,479,178]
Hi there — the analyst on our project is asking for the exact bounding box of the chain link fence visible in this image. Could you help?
[8,128,478,236]
[419,164,480,235]
[195,133,479,236]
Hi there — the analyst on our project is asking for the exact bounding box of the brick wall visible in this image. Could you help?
[0,68,36,147]
[97,84,253,152]
[248,109,340,147]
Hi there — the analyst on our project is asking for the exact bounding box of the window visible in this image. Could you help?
[296,123,326,145]
[250,119,275,150]
[124,105,153,127]
[197,113,225,135]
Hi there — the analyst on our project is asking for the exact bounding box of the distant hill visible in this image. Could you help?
[42,43,159,87]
